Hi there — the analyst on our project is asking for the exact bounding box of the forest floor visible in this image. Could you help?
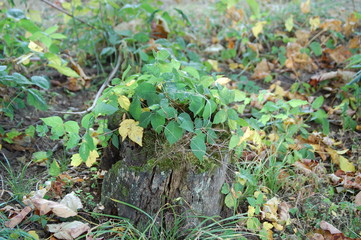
[1,0,361,240]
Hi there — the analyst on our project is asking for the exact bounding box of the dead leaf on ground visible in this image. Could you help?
[320,19,342,32]
[325,46,352,65]
[285,42,318,72]
[4,206,32,228]
[344,13,359,37]
[295,29,310,46]
[31,198,78,218]
[355,191,361,207]
[252,59,274,80]
[47,221,90,240]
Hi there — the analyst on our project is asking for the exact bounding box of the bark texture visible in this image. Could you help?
[101,136,229,227]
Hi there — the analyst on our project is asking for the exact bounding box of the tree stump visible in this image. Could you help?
[101,133,230,227]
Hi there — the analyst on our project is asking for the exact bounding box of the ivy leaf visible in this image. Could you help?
[310,42,322,57]
[86,150,99,167]
[93,102,118,116]
[190,133,206,160]
[164,120,184,144]
[151,113,165,133]
[189,96,205,116]
[64,121,80,134]
[49,160,61,177]
[177,113,194,132]
[156,50,170,61]
[118,95,131,111]
[27,89,48,111]
[213,109,227,124]
[139,112,153,128]
[71,154,82,167]
[312,96,324,109]
[202,100,217,119]
[224,193,236,209]
[30,76,50,89]
[118,119,143,146]
[288,99,308,108]
[41,116,64,138]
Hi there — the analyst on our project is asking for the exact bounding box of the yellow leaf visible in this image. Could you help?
[28,231,40,240]
[71,154,82,167]
[309,16,320,31]
[207,59,219,71]
[118,95,130,111]
[86,150,99,167]
[215,77,231,86]
[118,119,135,141]
[238,127,253,145]
[118,119,143,146]
[128,124,143,147]
[252,21,267,38]
[28,41,43,52]
[0,144,2,150]
[263,222,274,230]
[126,80,136,86]
[248,206,255,217]
[273,222,284,231]
[300,0,311,14]
[339,156,356,172]
[285,15,294,32]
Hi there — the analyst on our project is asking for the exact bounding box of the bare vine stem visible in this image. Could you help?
[39,0,95,29]
[53,47,123,115]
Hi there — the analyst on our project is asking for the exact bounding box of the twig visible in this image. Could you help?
[53,47,123,115]
[39,0,95,29]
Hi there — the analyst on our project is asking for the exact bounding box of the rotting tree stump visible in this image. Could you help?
[100,133,230,227]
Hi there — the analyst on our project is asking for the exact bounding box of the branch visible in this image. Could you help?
[53,48,123,115]
[39,0,95,29]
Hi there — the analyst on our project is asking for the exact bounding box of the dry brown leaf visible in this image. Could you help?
[325,46,352,65]
[344,13,359,36]
[150,17,169,39]
[355,191,361,207]
[32,198,77,218]
[348,37,360,49]
[252,59,274,80]
[295,29,310,46]
[285,42,317,72]
[47,221,90,240]
[4,206,32,228]
[320,19,342,32]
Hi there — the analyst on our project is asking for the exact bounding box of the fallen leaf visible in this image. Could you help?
[60,192,83,212]
[300,0,311,14]
[5,206,32,228]
[47,221,90,240]
[31,198,77,218]
[355,191,361,207]
[344,13,359,36]
[339,156,356,173]
[325,46,352,65]
[252,21,267,38]
[319,221,342,234]
[320,19,342,31]
[309,16,320,31]
[252,59,274,80]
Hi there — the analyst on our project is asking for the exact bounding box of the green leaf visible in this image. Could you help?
[258,114,271,125]
[81,113,94,129]
[229,134,240,149]
[48,64,80,77]
[139,112,153,128]
[202,100,217,119]
[310,42,323,57]
[50,33,67,39]
[12,73,32,85]
[189,96,205,116]
[246,217,261,230]
[79,142,90,161]
[288,99,308,108]
[312,96,324,109]
[93,102,118,116]
[45,25,59,34]
[19,19,40,32]
[41,116,64,138]
[213,109,227,124]
[27,89,48,110]
[151,113,165,133]
[64,121,80,134]
[65,133,80,150]
[177,113,194,132]
[30,76,50,89]
[190,133,206,160]
[164,120,184,144]
[183,66,199,79]
[221,183,230,194]
[224,193,236,209]
[129,98,142,120]
[49,160,61,177]
[156,50,170,61]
